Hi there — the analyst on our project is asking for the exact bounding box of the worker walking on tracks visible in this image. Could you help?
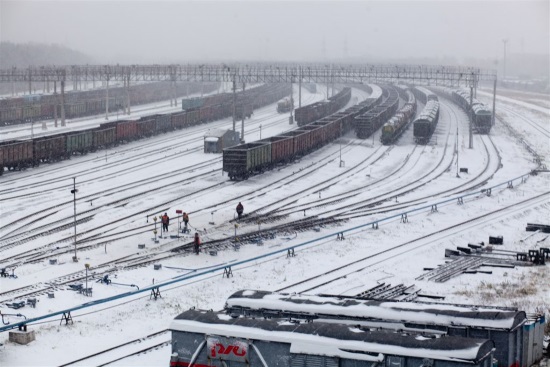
[162,213,169,232]
[194,232,201,254]
[182,212,189,233]
[236,202,244,220]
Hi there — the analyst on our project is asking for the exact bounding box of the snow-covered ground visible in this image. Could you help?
[0,84,548,366]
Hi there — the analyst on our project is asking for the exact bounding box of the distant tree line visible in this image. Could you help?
[0,42,94,95]
[0,41,93,69]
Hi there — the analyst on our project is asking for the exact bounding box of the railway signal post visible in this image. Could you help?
[71,178,78,262]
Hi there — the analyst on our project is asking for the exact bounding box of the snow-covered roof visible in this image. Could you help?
[226,290,526,330]
[170,309,494,363]
[204,128,229,138]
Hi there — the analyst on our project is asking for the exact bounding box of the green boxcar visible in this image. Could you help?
[66,130,94,155]
[223,142,271,180]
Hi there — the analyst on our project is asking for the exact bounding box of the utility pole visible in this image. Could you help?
[491,78,497,126]
[456,127,460,177]
[232,76,237,132]
[60,80,66,127]
[241,82,246,143]
[469,85,473,149]
[105,76,109,120]
[71,178,78,262]
[298,66,302,109]
[502,39,509,80]
[289,77,294,125]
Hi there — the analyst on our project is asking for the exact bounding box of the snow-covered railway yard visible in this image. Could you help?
[0,85,549,366]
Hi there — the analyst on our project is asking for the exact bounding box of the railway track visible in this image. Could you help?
[58,330,170,367]
[275,191,550,295]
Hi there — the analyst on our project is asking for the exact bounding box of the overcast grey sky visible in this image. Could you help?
[1,0,548,63]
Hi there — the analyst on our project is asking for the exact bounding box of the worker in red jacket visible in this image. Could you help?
[194,232,201,254]
[162,213,169,232]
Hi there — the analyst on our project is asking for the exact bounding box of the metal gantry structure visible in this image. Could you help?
[0,63,496,85]
[0,63,497,144]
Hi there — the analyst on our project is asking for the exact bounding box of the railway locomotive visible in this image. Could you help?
[170,309,496,367]
[0,84,288,175]
[295,87,351,126]
[0,81,217,126]
[224,290,546,367]
[380,89,417,145]
[276,97,294,113]
[222,87,387,180]
[449,88,493,134]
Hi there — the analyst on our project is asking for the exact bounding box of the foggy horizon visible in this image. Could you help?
[1,0,549,65]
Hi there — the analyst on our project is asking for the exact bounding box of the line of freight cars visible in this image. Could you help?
[412,86,440,144]
[223,289,546,367]
[0,84,289,175]
[222,87,387,180]
[380,89,417,145]
[295,87,352,126]
[355,86,400,139]
[438,88,493,134]
[0,81,217,126]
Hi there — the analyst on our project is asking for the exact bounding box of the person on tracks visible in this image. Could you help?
[194,232,201,254]
[236,202,244,220]
[162,212,169,232]
[182,212,189,233]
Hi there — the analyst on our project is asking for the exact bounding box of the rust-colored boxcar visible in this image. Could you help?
[137,118,156,138]
[259,136,294,165]
[93,127,116,149]
[0,140,34,171]
[171,112,188,130]
[33,134,66,162]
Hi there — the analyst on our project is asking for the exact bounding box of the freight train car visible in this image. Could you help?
[170,309,496,367]
[225,289,545,367]
[355,86,399,139]
[413,100,440,144]
[1,81,218,126]
[33,134,66,163]
[295,87,351,126]
[0,140,34,173]
[223,87,382,180]
[0,83,297,176]
[223,142,272,180]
